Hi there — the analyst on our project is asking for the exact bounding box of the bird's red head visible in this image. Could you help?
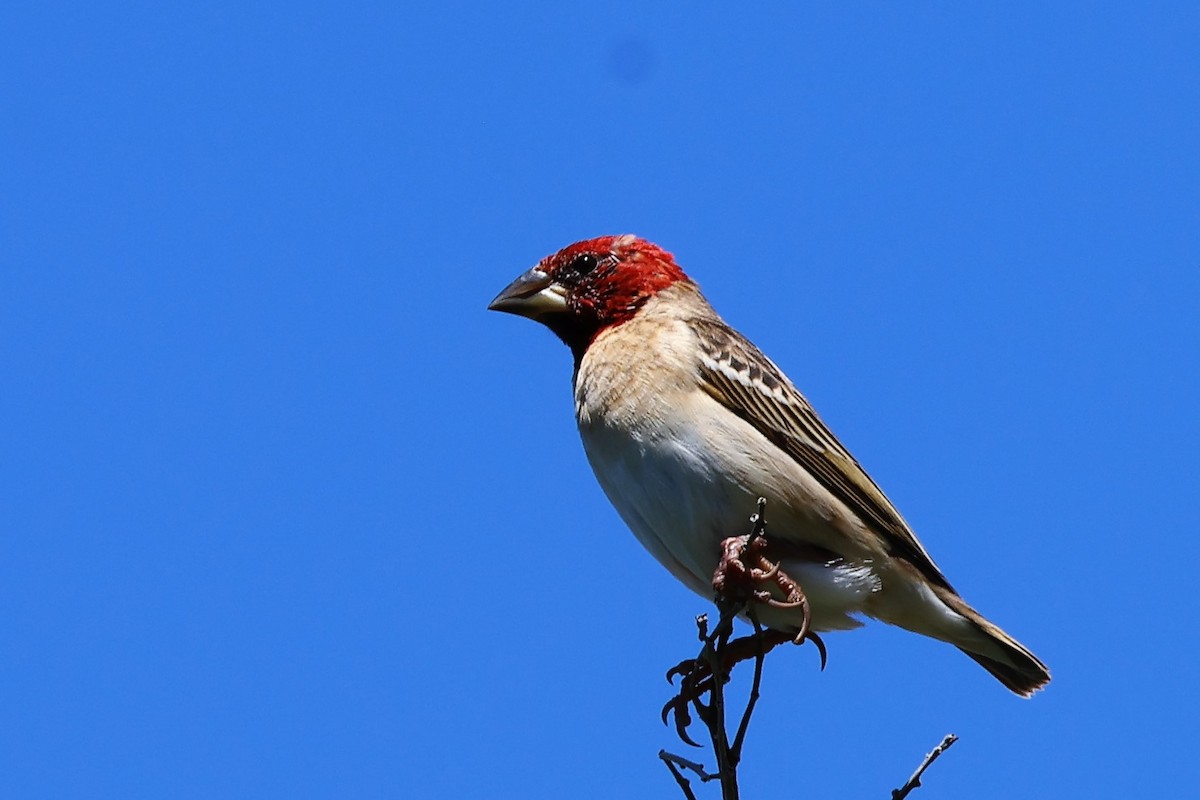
[488,235,690,357]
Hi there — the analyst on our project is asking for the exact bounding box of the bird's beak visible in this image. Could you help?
[487,267,569,318]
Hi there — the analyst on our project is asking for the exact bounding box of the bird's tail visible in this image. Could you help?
[937,588,1051,697]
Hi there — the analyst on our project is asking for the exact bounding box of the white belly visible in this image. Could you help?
[578,416,878,632]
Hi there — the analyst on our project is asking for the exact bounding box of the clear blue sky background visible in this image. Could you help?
[3,3,1198,797]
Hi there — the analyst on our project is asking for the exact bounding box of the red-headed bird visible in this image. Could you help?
[489,235,1049,696]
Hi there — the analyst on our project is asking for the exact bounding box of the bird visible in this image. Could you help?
[488,234,1050,697]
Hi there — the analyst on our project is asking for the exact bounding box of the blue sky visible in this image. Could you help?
[3,2,1198,797]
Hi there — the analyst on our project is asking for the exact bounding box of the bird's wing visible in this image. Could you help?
[692,318,953,591]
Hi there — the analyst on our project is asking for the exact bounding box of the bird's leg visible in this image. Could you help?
[713,533,815,641]
[664,533,827,743]
[663,500,826,747]
[734,538,828,666]
[670,533,819,676]
[671,533,823,688]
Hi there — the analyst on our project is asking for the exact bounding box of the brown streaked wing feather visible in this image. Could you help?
[691,319,954,592]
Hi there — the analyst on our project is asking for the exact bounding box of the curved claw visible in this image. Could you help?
[807,631,828,670]
[677,720,702,748]
[792,603,811,643]
[752,560,781,581]
[661,696,702,748]
[666,658,698,685]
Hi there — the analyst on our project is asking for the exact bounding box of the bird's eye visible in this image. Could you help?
[569,253,599,276]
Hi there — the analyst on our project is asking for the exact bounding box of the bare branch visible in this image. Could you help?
[728,608,765,766]
[660,498,822,800]
[660,750,719,782]
[659,750,705,800]
[891,734,959,800]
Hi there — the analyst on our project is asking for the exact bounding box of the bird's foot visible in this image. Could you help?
[661,628,815,745]
[660,502,829,748]
[713,533,816,644]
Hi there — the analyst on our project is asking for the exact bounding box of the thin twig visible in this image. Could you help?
[728,609,766,766]
[891,734,959,800]
[659,751,704,800]
[660,750,719,783]
[705,601,739,800]
[747,497,767,546]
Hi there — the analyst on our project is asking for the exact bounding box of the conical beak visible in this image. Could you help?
[487,268,569,318]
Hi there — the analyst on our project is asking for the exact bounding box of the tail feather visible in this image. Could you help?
[937,588,1051,697]
[959,646,1050,697]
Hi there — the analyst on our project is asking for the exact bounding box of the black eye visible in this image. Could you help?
[569,253,598,275]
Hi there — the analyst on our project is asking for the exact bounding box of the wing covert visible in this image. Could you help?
[691,319,953,591]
